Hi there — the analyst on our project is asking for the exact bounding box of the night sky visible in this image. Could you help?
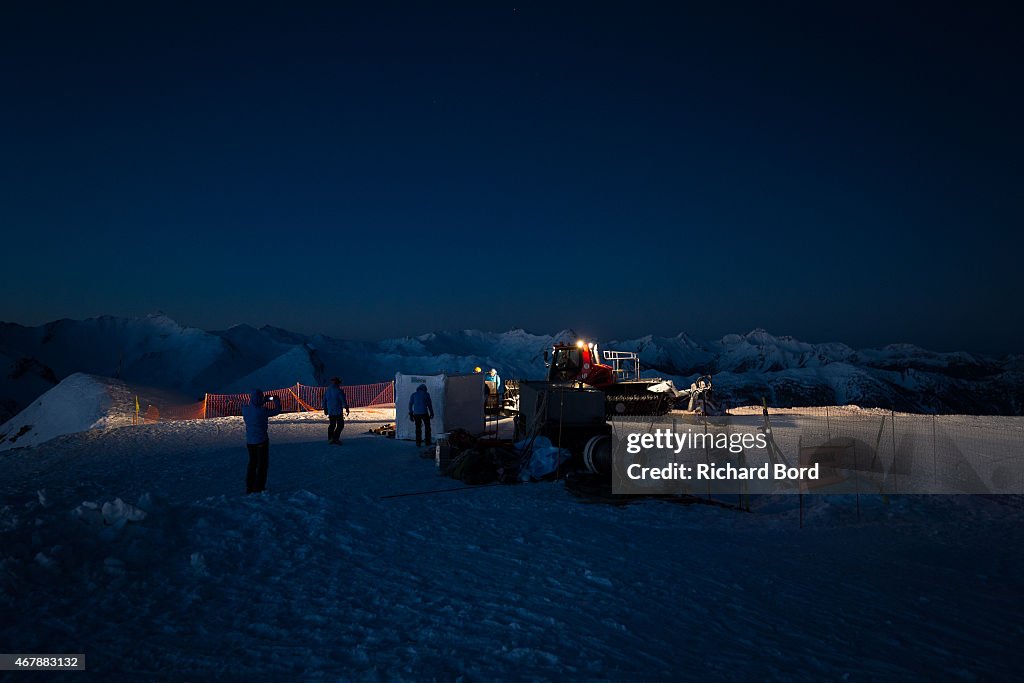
[2,2,1021,353]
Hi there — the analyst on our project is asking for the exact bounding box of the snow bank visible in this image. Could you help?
[0,373,134,452]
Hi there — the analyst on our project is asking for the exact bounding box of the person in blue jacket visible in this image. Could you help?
[242,390,281,494]
[484,368,502,412]
[408,383,435,447]
[486,368,502,394]
[323,377,350,445]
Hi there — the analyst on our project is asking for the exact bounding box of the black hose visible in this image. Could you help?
[380,482,502,500]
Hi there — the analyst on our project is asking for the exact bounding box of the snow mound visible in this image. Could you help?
[73,498,147,528]
[0,373,134,452]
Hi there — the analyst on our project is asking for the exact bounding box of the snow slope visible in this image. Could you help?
[0,348,58,424]
[0,409,1020,679]
[0,373,133,452]
[224,345,321,393]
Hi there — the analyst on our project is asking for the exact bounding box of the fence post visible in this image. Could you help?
[891,408,898,494]
[799,489,803,529]
[797,434,803,528]
[203,393,208,419]
[852,440,861,522]
[702,407,711,500]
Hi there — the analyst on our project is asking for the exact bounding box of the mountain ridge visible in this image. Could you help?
[1,314,1021,420]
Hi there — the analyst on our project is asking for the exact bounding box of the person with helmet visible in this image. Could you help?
[241,390,282,494]
[486,368,502,395]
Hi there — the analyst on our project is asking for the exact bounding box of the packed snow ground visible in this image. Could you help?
[1,409,1022,680]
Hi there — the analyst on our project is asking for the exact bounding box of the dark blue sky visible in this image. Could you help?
[1,2,1021,352]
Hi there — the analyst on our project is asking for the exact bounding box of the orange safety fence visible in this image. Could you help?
[160,400,207,421]
[290,390,319,413]
[150,381,395,421]
[296,382,394,410]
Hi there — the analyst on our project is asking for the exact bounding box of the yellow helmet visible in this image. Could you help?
[474,366,482,373]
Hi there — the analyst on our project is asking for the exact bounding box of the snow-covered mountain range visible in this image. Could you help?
[1,313,1021,420]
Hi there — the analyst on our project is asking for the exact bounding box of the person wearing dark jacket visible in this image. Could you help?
[323,377,350,445]
[242,390,282,494]
[408,383,434,447]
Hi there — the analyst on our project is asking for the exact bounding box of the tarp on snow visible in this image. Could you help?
[514,435,572,481]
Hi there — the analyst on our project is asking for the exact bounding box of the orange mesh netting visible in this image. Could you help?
[159,400,207,421]
[164,381,397,420]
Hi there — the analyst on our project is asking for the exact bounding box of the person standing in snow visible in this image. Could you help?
[242,390,281,494]
[323,377,350,445]
[408,383,434,447]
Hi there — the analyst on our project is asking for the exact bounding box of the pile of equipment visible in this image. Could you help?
[368,423,396,438]
[435,381,617,485]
